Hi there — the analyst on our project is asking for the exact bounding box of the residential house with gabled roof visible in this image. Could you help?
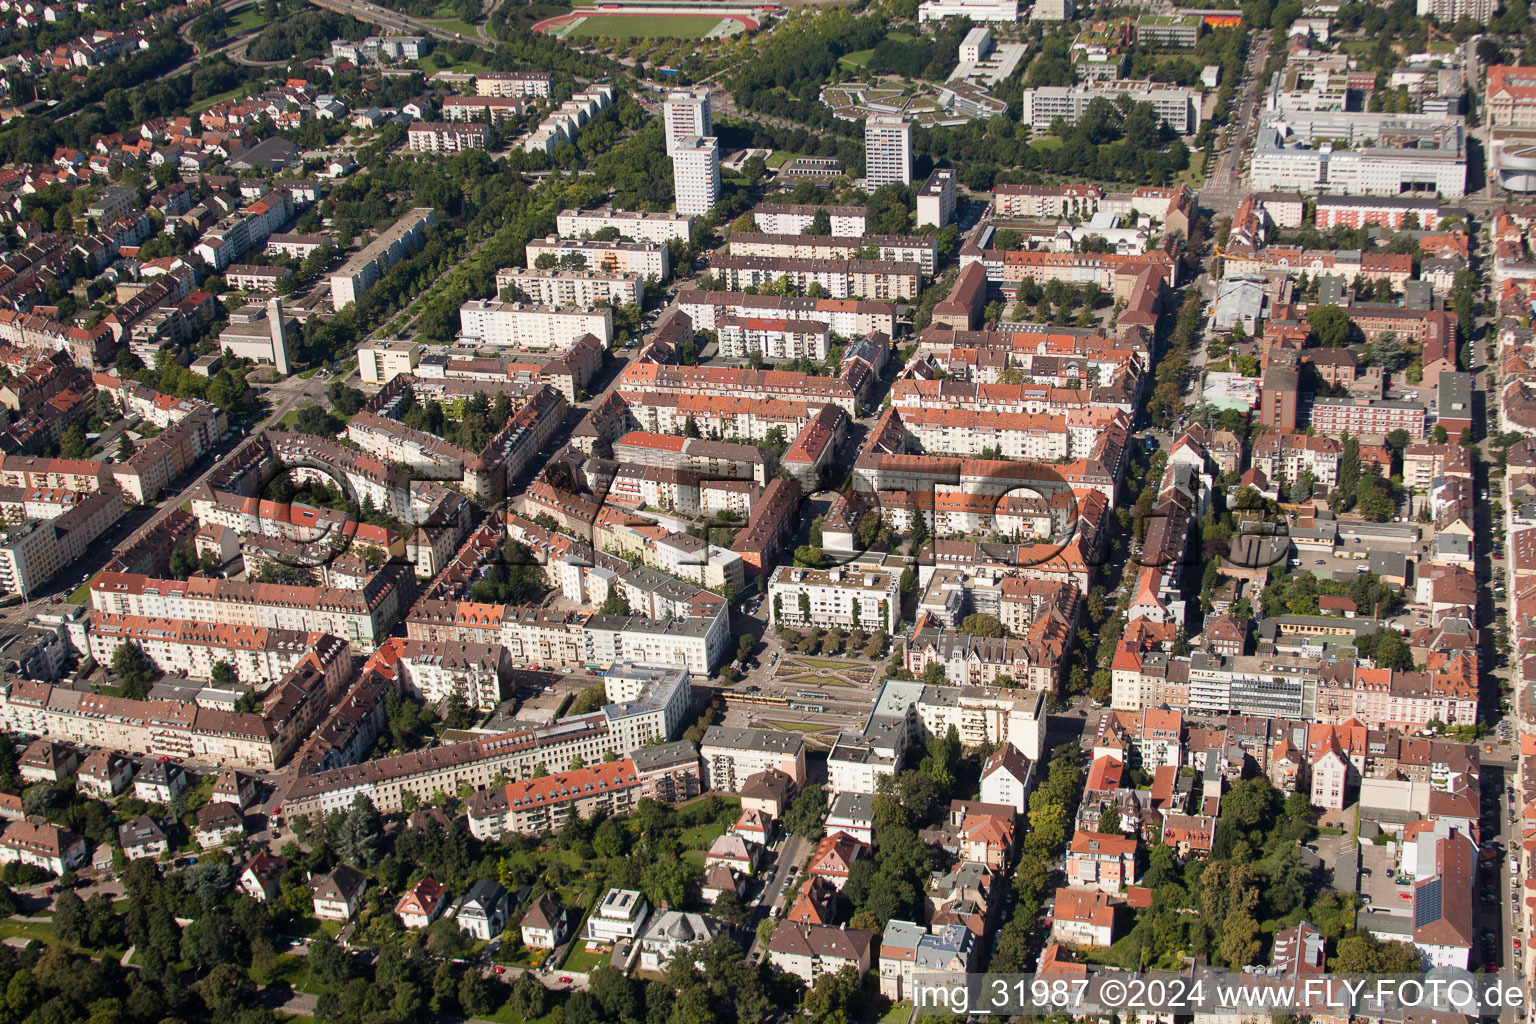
[639,910,720,971]
[312,864,367,921]
[704,832,761,878]
[452,879,510,941]
[118,815,167,860]
[949,799,1016,869]
[785,875,839,926]
[808,831,869,890]
[76,749,133,798]
[212,768,258,810]
[134,759,188,804]
[395,876,447,929]
[701,863,744,903]
[1051,888,1117,948]
[520,893,573,949]
[767,921,875,986]
[18,738,76,784]
[0,818,86,875]
[239,851,286,901]
[193,802,243,848]
[1066,830,1138,892]
[1160,812,1217,857]
[979,742,1033,815]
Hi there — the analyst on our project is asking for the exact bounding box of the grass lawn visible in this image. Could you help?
[229,7,265,33]
[191,82,257,114]
[678,821,727,850]
[887,30,915,41]
[1029,136,1064,151]
[265,953,327,995]
[565,14,719,39]
[840,49,875,67]
[0,920,56,946]
[428,17,482,37]
[67,577,94,604]
[880,1001,914,1023]
[765,719,831,735]
[797,657,859,669]
[560,939,612,973]
[480,1004,562,1024]
[1176,149,1207,187]
[430,59,492,75]
[765,151,797,168]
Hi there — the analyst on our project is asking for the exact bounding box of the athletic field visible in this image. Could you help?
[533,9,759,38]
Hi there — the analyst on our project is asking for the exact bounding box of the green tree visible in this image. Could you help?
[1305,304,1352,347]
[960,613,1007,638]
[110,642,160,700]
[59,425,89,459]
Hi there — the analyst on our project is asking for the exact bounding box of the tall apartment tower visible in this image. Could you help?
[865,116,914,188]
[672,136,721,216]
[663,87,713,156]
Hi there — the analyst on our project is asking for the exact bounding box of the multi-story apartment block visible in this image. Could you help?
[728,231,937,274]
[864,116,914,187]
[331,208,435,310]
[282,666,693,817]
[555,208,695,244]
[441,96,526,122]
[1308,397,1428,439]
[1065,829,1138,892]
[457,299,614,350]
[769,565,900,634]
[717,316,830,362]
[475,72,554,98]
[751,203,867,237]
[465,746,702,838]
[710,255,923,301]
[1021,82,1196,133]
[679,289,898,337]
[495,267,643,308]
[916,169,958,229]
[663,87,712,156]
[406,123,489,153]
[524,237,671,280]
[991,183,1104,218]
[357,340,422,385]
[672,136,721,217]
[699,726,807,791]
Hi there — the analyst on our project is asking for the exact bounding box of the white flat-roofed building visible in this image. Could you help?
[919,0,1019,21]
[916,168,958,229]
[751,203,867,238]
[768,564,901,633]
[717,316,831,362]
[699,726,807,791]
[586,888,651,943]
[556,208,695,244]
[475,72,554,98]
[458,299,614,350]
[727,232,936,274]
[441,96,527,123]
[358,340,421,385]
[1021,81,1196,133]
[960,26,993,63]
[672,136,721,217]
[1249,112,1467,197]
[663,87,712,156]
[524,237,671,280]
[331,208,435,310]
[865,116,914,187]
[495,267,643,307]
[406,122,489,153]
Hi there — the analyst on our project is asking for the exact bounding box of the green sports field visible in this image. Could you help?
[564,13,721,38]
